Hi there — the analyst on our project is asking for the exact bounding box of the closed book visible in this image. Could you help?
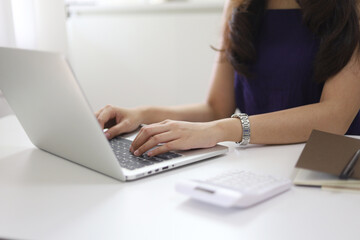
[293,168,360,190]
[295,130,360,179]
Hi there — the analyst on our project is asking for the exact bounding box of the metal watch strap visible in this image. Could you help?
[231,113,250,145]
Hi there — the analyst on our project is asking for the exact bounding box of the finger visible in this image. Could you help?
[105,120,133,139]
[97,109,116,129]
[147,139,182,157]
[94,108,103,118]
[131,124,170,151]
[104,118,117,129]
[133,132,178,156]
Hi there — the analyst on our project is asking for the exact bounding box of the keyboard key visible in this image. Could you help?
[109,137,182,170]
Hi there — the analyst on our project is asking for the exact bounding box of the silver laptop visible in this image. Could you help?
[0,47,228,181]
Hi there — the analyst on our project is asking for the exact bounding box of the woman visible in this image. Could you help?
[95,0,360,157]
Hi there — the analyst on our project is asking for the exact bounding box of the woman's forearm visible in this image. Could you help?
[137,103,217,125]
[129,100,358,157]
[216,102,357,145]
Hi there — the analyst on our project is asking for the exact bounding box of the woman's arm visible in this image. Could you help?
[131,54,360,156]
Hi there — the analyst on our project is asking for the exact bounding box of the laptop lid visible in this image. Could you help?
[0,47,125,180]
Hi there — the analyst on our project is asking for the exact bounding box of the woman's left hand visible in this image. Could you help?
[130,120,221,157]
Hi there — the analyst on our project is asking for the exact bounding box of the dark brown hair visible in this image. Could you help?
[225,0,360,82]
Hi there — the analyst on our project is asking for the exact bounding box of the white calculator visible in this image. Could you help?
[175,170,292,208]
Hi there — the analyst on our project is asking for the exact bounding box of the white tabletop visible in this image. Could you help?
[1,114,359,240]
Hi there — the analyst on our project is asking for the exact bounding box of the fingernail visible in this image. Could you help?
[129,146,133,152]
[147,151,153,157]
[105,132,110,139]
[134,150,140,156]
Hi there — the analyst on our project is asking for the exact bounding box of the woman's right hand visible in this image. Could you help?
[95,105,143,139]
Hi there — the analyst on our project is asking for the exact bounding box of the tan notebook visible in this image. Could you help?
[293,169,360,190]
[296,130,360,179]
[294,130,360,190]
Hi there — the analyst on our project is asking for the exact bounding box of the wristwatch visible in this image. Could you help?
[231,113,250,145]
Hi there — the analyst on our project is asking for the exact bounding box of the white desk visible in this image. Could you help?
[1,115,359,240]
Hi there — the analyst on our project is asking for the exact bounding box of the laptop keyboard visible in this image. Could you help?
[109,137,182,170]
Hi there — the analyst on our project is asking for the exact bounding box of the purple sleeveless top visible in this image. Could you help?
[234,9,360,135]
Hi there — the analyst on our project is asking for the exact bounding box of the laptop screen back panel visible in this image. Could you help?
[0,47,125,180]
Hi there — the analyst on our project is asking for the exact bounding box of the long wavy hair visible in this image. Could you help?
[224,0,360,83]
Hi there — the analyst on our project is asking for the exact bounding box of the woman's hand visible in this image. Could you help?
[95,105,143,139]
[130,120,223,157]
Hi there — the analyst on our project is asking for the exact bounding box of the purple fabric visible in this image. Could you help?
[234,9,360,135]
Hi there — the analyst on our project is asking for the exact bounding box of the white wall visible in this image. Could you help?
[0,0,16,116]
[67,1,224,111]
[0,0,68,117]
[33,0,68,53]
[11,0,68,53]
[0,0,16,48]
